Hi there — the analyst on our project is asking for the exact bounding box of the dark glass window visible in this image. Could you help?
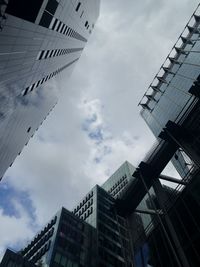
[6,0,43,22]
[46,0,58,15]
[27,127,31,133]
[52,18,58,30]
[23,87,29,96]
[39,11,53,28]
[56,21,62,32]
[76,2,81,12]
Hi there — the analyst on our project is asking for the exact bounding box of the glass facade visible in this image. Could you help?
[132,172,200,267]
[1,161,200,266]
[0,0,100,180]
[140,7,200,177]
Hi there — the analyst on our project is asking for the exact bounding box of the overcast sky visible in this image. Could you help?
[0,0,199,259]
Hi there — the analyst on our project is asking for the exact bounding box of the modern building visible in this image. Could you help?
[72,161,136,266]
[121,3,200,266]
[0,161,135,267]
[1,207,98,267]
[1,160,200,267]
[139,4,200,178]
[0,0,100,180]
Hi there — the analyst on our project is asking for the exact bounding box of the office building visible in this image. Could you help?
[1,207,98,267]
[72,161,135,266]
[139,4,200,177]
[0,0,100,180]
[1,159,200,267]
[0,161,136,267]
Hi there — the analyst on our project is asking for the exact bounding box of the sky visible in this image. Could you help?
[0,0,199,259]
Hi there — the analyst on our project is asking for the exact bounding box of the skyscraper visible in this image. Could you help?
[0,161,136,267]
[139,4,200,178]
[1,160,200,266]
[0,0,100,180]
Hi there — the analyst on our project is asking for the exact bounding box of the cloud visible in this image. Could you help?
[0,0,199,260]
[0,198,36,260]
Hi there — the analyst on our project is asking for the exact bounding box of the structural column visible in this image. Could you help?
[152,177,190,267]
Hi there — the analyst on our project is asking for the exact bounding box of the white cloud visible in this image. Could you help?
[0,0,199,260]
[0,201,35,261]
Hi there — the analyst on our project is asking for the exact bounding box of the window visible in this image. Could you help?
[80,11,84,18]
[46,0,58,15]
[52,18,58,30]
[60,23,65,33]
[76,2,81,12]
[54,252,61,263]
[57,21,62,32]
[23,87,29,96]
[38,50,44,60]
[39,11,53,28]
[6,0,43,23]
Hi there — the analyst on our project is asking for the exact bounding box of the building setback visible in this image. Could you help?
[0,0,100,180]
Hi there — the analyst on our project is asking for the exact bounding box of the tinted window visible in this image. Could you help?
[46,0,58,15]
[6,0,43,22]
[39,11,53,28]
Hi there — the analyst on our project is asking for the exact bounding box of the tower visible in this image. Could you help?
[139,5,200,178]
[0,0,100,180]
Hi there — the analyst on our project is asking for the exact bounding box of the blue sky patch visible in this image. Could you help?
[0,181,36,222]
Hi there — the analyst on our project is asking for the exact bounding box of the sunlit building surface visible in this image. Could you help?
[0,0,100,180]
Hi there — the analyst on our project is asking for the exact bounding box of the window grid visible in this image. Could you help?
[22,58,79,96]
[37,47,83,60]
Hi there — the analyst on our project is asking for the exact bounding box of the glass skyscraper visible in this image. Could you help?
[1,160,200,266]
[0,0,100,180]
[0,161,137,267]
[139,4,200,178]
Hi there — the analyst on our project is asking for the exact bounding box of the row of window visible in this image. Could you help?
[74,198,93,216]
[99,247,125,267]
[108,175,127,194]
[25,228,54,259]
[98,212,118,231]
[99,235,123,257]
[39,6,87,42]
[98,222,121,241]
[57,236,80,256]
[37,47,83,60]
[30,240,51,264]
[62,212,84,231]
[74,191,93,213]
[51,17,87,42]
[54,251,79,267]
[60,224,83,244]
[111,180,128,198]
[22,216,57,255]
[22,58,79,96]
[78,207,93,221]
[75,2,94,34]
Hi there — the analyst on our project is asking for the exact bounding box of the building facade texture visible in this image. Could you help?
[0,0,100,180]
[139,5,200,178]
[1,161,200,267]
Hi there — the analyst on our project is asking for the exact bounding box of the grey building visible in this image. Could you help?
[1,160,200,267]
[0,207,98,267]
[0,161,136,267]
[0,0,100,180]
[72,161,135,266]
[139,4,200,178]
